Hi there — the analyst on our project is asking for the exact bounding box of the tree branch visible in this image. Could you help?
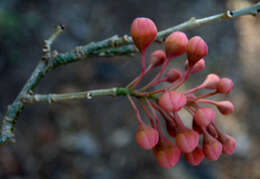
[1,2,259,145]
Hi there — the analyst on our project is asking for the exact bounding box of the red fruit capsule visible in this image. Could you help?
[159,91,187,112]
[203,132,222,161]
[150,50,167,67]
[216,101,234,115]
[136,123,159,150]
[152,137,181,168]
[218,133,236,155]
[165,31,188,59]
[176,129,199,153]
[191,59,205,73]
[185,59,206,73]
[194,108,215,127]
[184,146,204,166]
[187,36,208,66]
[201,73,220,89]
[217,78,234,94]
[131,17,158,53]
[165,69,182,83]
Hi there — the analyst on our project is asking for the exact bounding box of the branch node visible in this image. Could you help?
[122,35,130,43]
[112,88,117,97]
[110,36,119,48]
[86,93,93,100]
[34,95,40,102]
[75,46,87,59]
[52,50,59,59]
[225,10,233,18]
[48,96,54,104]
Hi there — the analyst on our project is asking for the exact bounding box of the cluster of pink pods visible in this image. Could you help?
[128,17,236,168]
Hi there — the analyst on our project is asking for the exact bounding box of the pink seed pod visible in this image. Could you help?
[131,17,158,53]
[165,69,182,83]
[203,132,223,161]
[194,108,215,127]
[201,73,220,89]
[218,133,236,155]
[149,50,167,67]
[159,91,187,112]
[136,123,159,150]
[152,137,181,168]
[216,101,234,115]
[176,129,199,153]
[217,78,234,94]
[191,59,205,73]
[165,31,188,59]
[187,36,208,66]
[184,146,204,166]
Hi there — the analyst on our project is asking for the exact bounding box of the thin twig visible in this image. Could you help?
[42,25,64,54]
[42,25,64,61]
[1,3,259,145]
[23,88,118,104]
[22,88,158,104]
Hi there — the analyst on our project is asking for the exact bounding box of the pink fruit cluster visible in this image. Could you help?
[128,17,236,168]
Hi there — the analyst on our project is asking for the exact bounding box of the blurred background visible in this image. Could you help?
[0,0,259,178]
